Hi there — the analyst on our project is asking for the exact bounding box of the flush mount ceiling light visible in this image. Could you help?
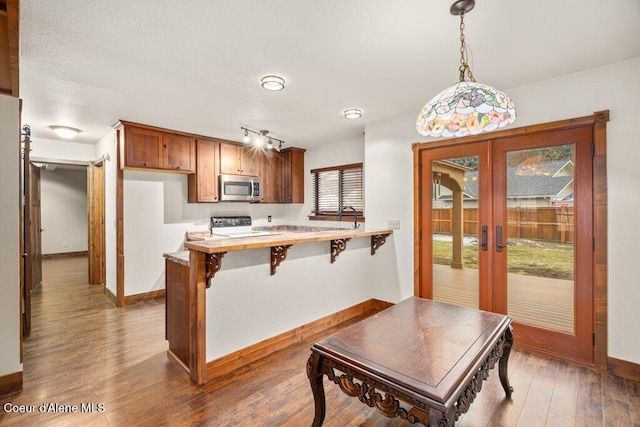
[260,75,285,91]
[240,127,285,152]
[50,125,81,139]
[343,109,362,119]
[416,0,516,138]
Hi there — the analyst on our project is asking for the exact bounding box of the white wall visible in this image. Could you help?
[364,57,640,365]
[31,138,95,162]
[0,94,21,377]
[206,237,379,359]
[122,170,288,296]
[40,168,88,254]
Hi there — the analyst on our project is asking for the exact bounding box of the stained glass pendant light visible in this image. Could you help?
[416,0,516,138]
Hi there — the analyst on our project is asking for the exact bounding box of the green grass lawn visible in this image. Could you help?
[432,237,574,280]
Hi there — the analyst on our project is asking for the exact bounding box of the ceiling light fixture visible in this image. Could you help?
[416,0,516,138]
[261,75,285,91]
[242,128,251,143]
[343,109,362,119]
[240,127,285,151]
[50,125,81,139]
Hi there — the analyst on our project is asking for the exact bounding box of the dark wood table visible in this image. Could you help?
[307,297,513,426]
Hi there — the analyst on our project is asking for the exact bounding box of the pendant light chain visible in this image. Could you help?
[458,10,476,83]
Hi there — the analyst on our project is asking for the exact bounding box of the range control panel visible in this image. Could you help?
[211,216,252,229]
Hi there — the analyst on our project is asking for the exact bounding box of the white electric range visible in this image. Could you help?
[210,216,272,239]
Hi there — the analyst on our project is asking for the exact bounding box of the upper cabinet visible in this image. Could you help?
[188,138,219,203]
[219,142,259,176]
[281,148,306,203]
[123,126,164,169]
[114,120,305,204]
[260,151,284,203]
[118,121,196,173]
[164,133,196,172]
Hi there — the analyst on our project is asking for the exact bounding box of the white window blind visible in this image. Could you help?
[311,163,364,216]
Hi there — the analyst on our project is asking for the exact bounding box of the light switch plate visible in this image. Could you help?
[388,219,400,229]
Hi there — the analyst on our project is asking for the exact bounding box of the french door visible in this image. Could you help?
[417,126,594,365]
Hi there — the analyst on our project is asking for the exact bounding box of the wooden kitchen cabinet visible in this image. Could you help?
[164,133,196,172]
[281,147,306,203]
[118,121,196,173]
[123,126,164,169]
[188,138,219,203]
[219,142,259,176]
[165,258,190,367]
[260,151,283,203]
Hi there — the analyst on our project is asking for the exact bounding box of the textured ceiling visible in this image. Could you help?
[19,0,640,148]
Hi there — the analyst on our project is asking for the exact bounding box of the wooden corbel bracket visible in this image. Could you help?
[270,245,292,276]
[330,239,351,264]
[371,234,388,255]
[205,252,226,288]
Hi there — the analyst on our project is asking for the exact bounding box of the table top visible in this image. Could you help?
[313,297,511,404]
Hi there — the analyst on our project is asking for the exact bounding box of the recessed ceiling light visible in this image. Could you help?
[343,109,362,119]
[261,75,285,91]
[50,125,81,139]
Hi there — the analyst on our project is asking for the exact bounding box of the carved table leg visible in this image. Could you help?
[429,408,454,427]
[306,352,326,427]
[499,326,514,398]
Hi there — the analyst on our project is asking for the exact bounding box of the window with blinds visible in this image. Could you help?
[310,163,364,221]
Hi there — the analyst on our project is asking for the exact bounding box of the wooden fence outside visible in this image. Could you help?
[432,207,574,243]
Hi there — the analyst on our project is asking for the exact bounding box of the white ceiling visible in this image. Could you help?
[20,1,640,148]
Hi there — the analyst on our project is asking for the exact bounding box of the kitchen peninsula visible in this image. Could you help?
[166,226,393,385]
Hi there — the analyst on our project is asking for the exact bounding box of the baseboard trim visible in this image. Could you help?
[104,286,117,307]
[42,251,88,259]
[608,356,640,381]
[206,298,394,381]
[0,371,23,399]
[123,289,165,306]
[167,350,190,375]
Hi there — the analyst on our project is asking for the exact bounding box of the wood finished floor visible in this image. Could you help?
[1,256,639,426]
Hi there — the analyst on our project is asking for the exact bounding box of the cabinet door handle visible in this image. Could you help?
[496,225,506,252]
[481,225,488,251]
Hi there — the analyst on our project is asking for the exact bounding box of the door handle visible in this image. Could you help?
[496,225,506,252]
[481,225,488,251]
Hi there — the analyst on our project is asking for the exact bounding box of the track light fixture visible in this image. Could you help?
[240,127,285,152]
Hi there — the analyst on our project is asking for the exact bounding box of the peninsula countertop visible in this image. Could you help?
[184,226,393,254]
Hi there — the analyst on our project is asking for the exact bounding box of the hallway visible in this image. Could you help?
[1,257,638,426]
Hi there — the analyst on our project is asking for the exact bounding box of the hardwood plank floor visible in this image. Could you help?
[1,257,638,426]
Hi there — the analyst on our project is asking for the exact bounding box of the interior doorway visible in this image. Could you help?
[413,112,608,367]
[22,156,107,338]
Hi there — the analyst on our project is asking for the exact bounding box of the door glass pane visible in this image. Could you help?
[432,156,479,309]
[505,145,575,333]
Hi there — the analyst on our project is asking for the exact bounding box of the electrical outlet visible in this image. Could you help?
[63,241,68,247]
[268,215,272,222]
[388,220,400,229]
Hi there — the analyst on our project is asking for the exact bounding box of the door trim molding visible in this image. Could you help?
[413,111,609,370]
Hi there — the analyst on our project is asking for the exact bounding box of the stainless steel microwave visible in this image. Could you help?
[219,174,261,202]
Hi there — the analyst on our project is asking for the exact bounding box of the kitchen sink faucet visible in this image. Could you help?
[338,206,360,229]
